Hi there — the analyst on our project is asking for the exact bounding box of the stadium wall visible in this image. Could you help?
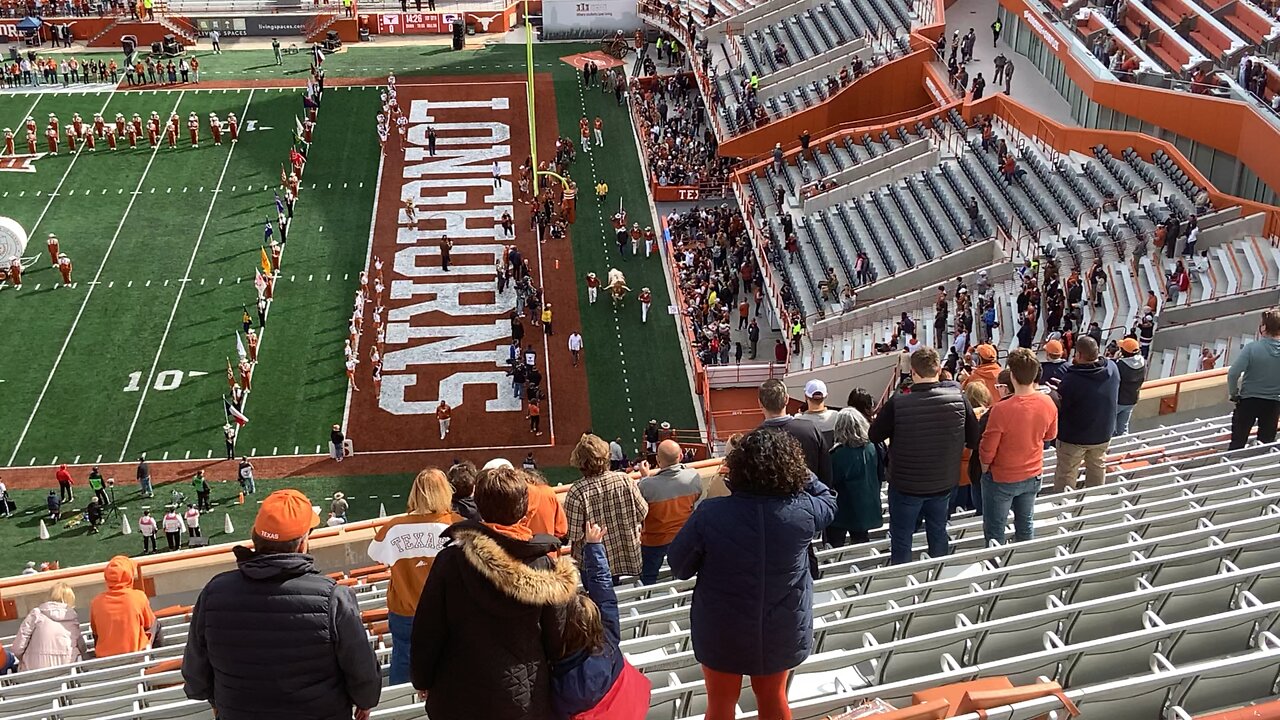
[998,0,1280,207]
[717,41,940,158]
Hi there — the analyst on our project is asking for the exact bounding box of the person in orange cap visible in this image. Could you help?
[1040,339,1069,385]
[963,343,1002,401]
[181,489,381,719]
[1114,337,1146,436]
[88,556,157,657]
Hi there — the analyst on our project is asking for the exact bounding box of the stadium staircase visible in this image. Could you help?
[3,415,1280,718]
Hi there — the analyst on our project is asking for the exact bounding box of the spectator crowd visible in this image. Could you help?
[631,73,737,188]
[0,308,1276,720]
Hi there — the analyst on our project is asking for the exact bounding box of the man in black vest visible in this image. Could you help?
[182,489,381,720]
[870,347,980,564]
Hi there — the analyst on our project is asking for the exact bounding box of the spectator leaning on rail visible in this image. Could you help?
[182,489,381,720]
[366,468,462,685]
[668,428,836,720]
[89,555,158,658]
[565,434,650,580]
[1228,308,1280,450]
[870,347,980,565]
[825,407,883,547]
[411,466,578,720]
[1049,336,1119,492]
[758,378,833,485]
[637,439,703,585]
[978,348,1059,545]
[10,583,87,671]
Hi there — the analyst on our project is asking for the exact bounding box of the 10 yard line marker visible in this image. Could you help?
[7,89,179,467]
[118,89,256,462]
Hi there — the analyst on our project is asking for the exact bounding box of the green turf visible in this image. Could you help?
[0,42,697,469]
[0,464,580,570]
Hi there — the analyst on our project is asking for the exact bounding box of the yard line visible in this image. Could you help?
[2,94,43,141]
[118,89,255,462]
[6,90,183,467]
[25,91,118,239]
[341,147,387,434]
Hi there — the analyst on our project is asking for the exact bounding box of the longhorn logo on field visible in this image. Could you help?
[0,154,45,173]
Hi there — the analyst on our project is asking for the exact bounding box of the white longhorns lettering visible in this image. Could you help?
[378,97,520,417]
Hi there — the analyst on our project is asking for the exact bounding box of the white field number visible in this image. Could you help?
[124,369,186,392]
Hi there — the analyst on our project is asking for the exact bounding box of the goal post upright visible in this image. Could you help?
[525,0,540,196]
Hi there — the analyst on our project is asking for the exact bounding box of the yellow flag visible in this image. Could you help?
[260,246,272,275]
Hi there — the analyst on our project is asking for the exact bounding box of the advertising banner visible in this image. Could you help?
[542,0,640,40]
[192,16,310,38]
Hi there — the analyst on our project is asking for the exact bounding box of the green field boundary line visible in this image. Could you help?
[118,89,257,462]
[5,91,185,466]
[340,134,385,434]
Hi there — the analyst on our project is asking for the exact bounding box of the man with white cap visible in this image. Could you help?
[796,379,838,445]
[757,378,832,484]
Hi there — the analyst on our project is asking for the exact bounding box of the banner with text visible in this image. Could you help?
[542,0,641,39]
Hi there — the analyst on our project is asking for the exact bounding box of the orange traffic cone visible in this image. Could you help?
[237,491,245,505]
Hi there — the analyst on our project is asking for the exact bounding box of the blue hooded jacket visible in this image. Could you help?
[667,477,836,676]
[550,542,623,718]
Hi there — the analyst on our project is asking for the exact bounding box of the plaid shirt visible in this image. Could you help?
[565,471,649,577]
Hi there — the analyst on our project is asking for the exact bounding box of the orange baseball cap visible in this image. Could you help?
[253,489,320,541]
[1118,337,1140,354]
[976,344,998,362]
[1044,340,1064,357]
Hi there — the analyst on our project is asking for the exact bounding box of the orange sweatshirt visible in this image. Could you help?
[526,483,568,539]
[964,362,1002,403]
[979,393,1058,482]
[367,511,461,616]
[89,556,156,657]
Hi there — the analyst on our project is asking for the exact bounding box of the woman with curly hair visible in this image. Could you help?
[667,428,835,720]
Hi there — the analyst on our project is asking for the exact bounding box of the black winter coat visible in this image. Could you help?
[759,415,833,485]
[869,381,980,496]
[182,547,382,720]
[411,521,579,720]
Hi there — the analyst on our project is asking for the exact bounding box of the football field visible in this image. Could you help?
[0,43,698,481]
[0,83,379,467]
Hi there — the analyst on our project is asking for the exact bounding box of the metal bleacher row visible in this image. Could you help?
[751,109,1206,331]
[2,415,1280,719]
[709,0,914,135]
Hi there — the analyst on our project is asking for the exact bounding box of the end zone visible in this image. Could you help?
[345,74,589,461]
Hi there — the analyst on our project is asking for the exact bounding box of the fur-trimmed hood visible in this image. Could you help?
[446,522,579,607]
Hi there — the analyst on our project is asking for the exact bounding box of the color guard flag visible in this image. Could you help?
[224,395,249,426]
[235,332,247,360]
[226,357,235,389]
[260,246,272,275]
[254,268,267,295]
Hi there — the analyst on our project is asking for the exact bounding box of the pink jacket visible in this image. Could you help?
[11,601,85,670]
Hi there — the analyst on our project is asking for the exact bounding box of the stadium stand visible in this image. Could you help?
[2,413,1280,719]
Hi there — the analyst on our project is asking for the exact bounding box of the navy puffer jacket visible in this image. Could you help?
[667,478,836,676]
